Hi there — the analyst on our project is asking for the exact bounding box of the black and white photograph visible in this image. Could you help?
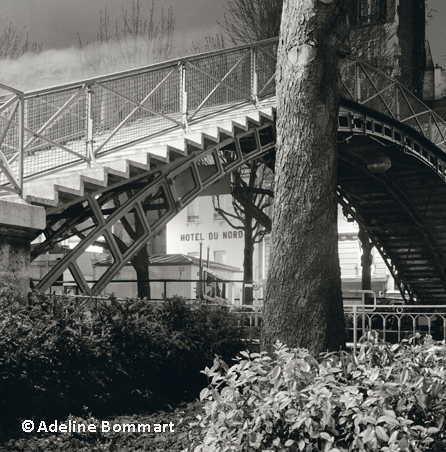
[1,0,446,450]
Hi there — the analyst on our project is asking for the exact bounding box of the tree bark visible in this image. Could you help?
[262,0,348,356]
[243,211,254,305]
[131,245,151,300]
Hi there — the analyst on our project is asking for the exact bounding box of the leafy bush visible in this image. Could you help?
[0,285,246,435]
[187,333,446,451]
[0,401,204,452]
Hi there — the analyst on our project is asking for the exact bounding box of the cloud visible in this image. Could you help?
[0,47,83,93]
[0,35,177,93]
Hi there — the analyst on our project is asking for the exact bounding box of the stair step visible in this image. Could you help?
[8,105,277,210]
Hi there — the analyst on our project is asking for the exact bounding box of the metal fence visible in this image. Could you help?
[28,284,446,354]
[233,303,446,355]
[344,304,446,354]
[2,38,446,196]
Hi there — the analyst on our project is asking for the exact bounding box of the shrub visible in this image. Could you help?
[0,289,115,431]
[187,333,446,451]
[0,286,246,435]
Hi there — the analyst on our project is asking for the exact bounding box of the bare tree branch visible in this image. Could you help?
[220,0,283,44]
[78,0,175,75]
[0,16,42,59]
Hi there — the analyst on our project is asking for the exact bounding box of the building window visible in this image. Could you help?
[187,200,199,222]
[351,0,388,26]
[214,251,227,264]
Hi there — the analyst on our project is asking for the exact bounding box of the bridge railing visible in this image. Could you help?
[340,60,446,154]
[2,38,446,196]
[0,39,278,194]
[0,83,24,195]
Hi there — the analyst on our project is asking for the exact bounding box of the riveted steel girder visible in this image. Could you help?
[35,122,276,295]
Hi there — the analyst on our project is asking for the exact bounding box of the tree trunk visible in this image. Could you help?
[262,0,348,356]
[131,245,151,300]
[243,212,254,305]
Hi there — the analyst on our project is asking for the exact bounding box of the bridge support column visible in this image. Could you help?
[0,199,45,298]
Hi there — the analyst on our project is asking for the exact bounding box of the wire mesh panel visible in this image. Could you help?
[339,62,358,101]
[92,66,182,155]
[186,49,252,121]
[5,37,446,194]
[256,43,277,98]
[0,93,22,189]
[430,115,446,150]
[23,87,88,176]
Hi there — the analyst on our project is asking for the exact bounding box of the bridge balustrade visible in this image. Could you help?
[0,40,278,195]
[2,38,446,196]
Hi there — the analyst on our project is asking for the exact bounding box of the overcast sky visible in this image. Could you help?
[1,0,446,65]
[0,0,225,56]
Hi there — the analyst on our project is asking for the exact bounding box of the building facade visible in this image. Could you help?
[349,0,426,93]
[166,195,394,303]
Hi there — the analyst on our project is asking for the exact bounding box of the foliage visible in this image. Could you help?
[0,400,205,451]
[187,335,446,451]
[0,285,245,435]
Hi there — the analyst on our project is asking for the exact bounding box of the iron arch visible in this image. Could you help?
[34,119,276,295]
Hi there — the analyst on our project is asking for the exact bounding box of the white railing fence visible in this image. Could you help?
[2,38,446,196]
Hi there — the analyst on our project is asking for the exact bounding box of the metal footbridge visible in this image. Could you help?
[1,38,446,303]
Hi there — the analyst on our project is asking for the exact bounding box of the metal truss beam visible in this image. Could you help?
[35,122,276,295]
[337,193,414,303]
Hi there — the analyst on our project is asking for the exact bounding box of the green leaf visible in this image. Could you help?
[383,409,397,418]
[377,416,399,426]
[199,388,210,401]
[271,365,281,381]
[211,389,221,403]
[250,431,258,443]
[361,427,375,444]
[320,432,331,441]
[375,426,389,442]
[285,439,295,447]
[398,437,409,449]
[362,416,377,425]
[389,430,399,444]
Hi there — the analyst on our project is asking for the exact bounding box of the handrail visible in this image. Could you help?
[0,38,279,194]
[21,38,280,97]
[2,37,446,196]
